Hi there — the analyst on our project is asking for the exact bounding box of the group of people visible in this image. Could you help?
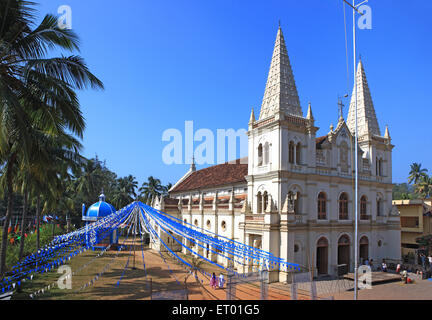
[362,258,390,272]
[362,258,374,270]
[419,253,432,271]
[209,273,225,290]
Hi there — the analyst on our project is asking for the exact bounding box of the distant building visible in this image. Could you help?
[154,26,401,281]
[393,199,432,257]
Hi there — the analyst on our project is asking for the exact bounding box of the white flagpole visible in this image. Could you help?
[352,0,359,301]
[343,0,368,300]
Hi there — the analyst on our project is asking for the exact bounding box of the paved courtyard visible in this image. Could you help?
[330,277,432,300]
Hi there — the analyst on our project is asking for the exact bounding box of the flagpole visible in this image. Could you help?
[352,0,359,301]
[343,0,368,300]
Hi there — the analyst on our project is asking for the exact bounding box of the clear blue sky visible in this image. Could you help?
[36,0,432,187]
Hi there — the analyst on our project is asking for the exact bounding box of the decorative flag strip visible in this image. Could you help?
[7,201,300,297]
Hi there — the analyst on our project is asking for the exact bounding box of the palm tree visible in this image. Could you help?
[0,0,103,276]
[415,176,432,199]
[139,176,163,203]
[161,183,173,196]
[112,175,138,209]
[74,158,105,202]
[408,163,428,185]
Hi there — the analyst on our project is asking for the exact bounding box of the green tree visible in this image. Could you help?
[408,163,428,185]
[0,0,103,276]
[415,175,432,199]
[112,175,138,209]
[139,176,163,204]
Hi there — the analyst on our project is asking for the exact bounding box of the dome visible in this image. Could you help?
[83,200,116,222]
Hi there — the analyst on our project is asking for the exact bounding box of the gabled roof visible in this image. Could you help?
[170,158,248,193]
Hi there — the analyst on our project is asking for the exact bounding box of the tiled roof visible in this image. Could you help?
[170,159,248,193]
[316,135,327,148]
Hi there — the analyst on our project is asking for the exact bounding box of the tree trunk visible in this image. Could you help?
[0,153,17,278]
[18,190,28,261]
[36,195,40,251]
[66,213,70,233]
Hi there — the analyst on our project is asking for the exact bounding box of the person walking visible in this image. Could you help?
[210,273,217,289]
[219,274,225,289]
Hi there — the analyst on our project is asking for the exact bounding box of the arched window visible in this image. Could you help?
[294,192,300,214]
[287,191,295,213]
[289,141,295,164]
[288,191,300,214]
[317,237,329,247]
[257,192,262,214]
[339,193,349,220]
[377,196,383,217]
[318,192,327,220]
[360,196,368,220]
[264,142,269,165]
[263,191,269,212]
[296,142,301,164]
[376,157,384,176]
[376,157,378,176]
[221,220,227,231]
[258,144,263,166]
[206,220,211,229]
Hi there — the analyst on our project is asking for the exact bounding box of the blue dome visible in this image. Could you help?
[83,200,116,222]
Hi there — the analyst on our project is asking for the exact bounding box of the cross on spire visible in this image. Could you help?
[338,97,345,120]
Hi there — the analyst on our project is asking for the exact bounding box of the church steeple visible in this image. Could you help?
[259,26,302,120]
[346,60,381,137]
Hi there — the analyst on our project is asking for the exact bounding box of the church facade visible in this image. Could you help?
[154,26,401,282]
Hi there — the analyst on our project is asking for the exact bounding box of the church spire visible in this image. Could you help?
[346,60,381,137]
[259,26,302,120]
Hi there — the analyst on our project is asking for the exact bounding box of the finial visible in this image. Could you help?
[99,189,106,202]
[384,124,390,140]
[249,107,256,124]
[190,156,196,172]
[278,20,281,28]
[338,96,345,120]
[306,102,314,121]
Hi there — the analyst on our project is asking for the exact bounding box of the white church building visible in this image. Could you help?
[153,26,401,282]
